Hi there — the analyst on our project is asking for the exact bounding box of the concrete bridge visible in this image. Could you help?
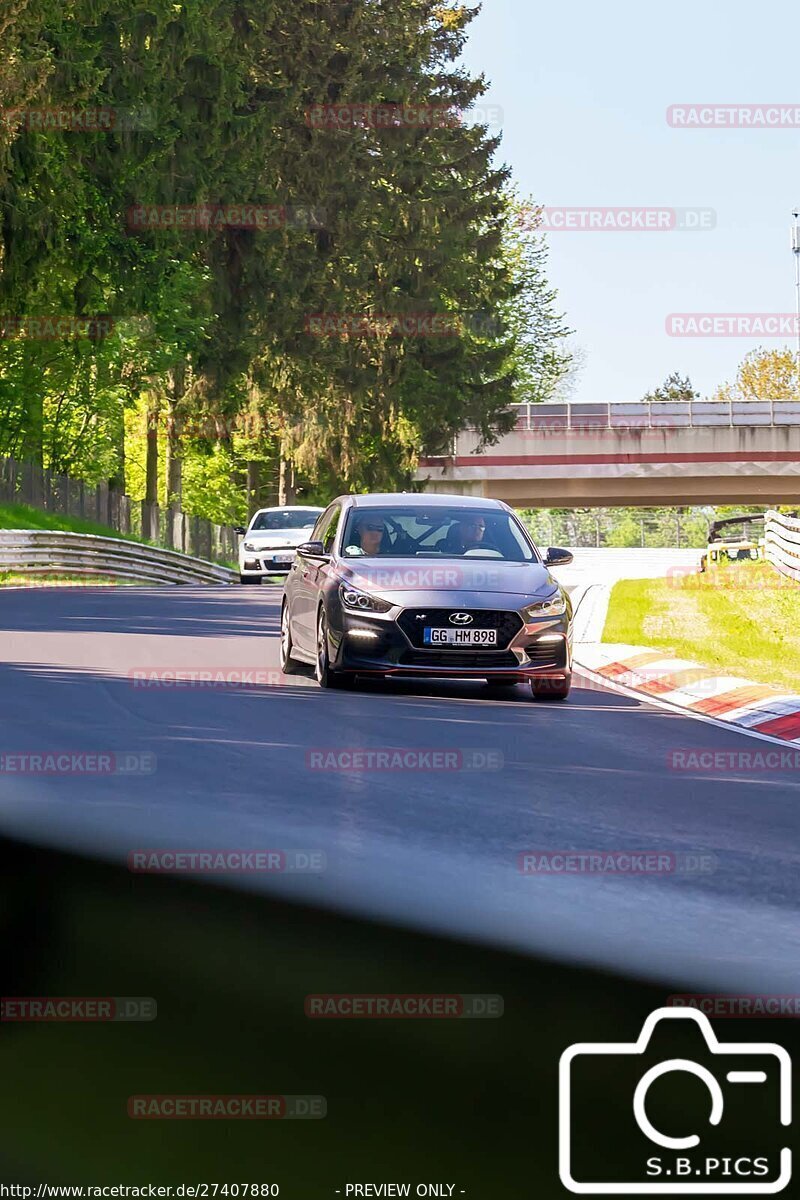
[416,400,800,506]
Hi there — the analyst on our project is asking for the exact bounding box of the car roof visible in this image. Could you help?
[251,505,323,515]
[340,493,510,510]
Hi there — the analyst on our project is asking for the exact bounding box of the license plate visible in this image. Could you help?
[423,628,497,646]
[271,552,295,563]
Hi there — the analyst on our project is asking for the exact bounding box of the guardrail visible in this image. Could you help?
[0,530,237,585]
[0,456,240,566]
[765,511,800,584]
[513,399,800,430]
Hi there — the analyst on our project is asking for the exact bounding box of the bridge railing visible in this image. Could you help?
[765,511,800,585]
[513,399,800,431]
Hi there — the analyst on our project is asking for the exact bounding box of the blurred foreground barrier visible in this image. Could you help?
[1,831,797,1192]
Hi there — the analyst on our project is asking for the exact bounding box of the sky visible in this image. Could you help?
[459,0,800,404]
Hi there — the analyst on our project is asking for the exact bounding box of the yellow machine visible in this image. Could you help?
[699,514,765,573]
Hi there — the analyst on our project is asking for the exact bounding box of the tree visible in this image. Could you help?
[641,372,698,403]
[0,0,574,518]
[711,348,798,402]
[500,198,572,406]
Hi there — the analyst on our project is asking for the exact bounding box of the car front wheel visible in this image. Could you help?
[315,608,351,689]
[530,673,571,702]
[279,601,299,674]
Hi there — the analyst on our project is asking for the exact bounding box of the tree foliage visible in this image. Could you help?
[641,371,698,404]
[0,0,572,515]
[711,348,799,403]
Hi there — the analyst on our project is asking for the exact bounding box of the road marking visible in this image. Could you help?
[574,657,800,751]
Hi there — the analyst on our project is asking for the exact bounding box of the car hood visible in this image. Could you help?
[244,530,314,547]
[337,557,562,606]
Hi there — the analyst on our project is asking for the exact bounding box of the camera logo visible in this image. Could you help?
[559,1007,791,1193]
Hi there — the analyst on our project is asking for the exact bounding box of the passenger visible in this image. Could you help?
[442,515,486,554]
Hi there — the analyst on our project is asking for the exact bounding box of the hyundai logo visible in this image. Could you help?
[449,612,473,626]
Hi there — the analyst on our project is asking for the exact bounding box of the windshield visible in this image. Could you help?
[340,506,538,561]
[250,509,321,531]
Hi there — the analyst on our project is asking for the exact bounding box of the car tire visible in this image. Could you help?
[279,601,300,674]
[529,673,571,702]
[240,575,261,585]
[315,607,351,689]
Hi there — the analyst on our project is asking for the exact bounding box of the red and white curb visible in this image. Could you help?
[575,642,800,744]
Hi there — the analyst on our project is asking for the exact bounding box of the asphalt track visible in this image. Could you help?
[0,581,799,997]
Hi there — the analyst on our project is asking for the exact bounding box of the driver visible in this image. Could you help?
[442,515,487,554]
[347,515,387,556]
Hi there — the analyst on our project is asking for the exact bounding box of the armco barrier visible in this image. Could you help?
[0,530,237,585]
[765,510,800,584]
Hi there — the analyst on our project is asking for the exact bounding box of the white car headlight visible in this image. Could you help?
[243,541,257,552]
[523,594,566,619]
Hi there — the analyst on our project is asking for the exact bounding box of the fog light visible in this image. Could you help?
[348,629,379,639]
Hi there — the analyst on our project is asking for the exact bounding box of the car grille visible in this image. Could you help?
[525,640,568,669]
[398,649,520,669]
[396,608,523,651]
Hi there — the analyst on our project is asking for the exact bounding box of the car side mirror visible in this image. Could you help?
[296,540,329,560]
[233,526,247,536]
[545,547,573,567]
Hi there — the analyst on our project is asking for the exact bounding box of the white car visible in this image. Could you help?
[237,506,324,584]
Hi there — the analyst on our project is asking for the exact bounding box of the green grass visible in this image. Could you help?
[0,501,146,541]
[0,572,142,587]
[602,559,800,693]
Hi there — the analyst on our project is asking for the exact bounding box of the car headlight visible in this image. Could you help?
[338,582,392,614]
[243,542,257,552]
[523,594,566,619]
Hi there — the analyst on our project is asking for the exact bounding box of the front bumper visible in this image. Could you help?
[240,551,297,577]
[329,604,572,680]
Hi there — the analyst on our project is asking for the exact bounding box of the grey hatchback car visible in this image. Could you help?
[280,493,574,700]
